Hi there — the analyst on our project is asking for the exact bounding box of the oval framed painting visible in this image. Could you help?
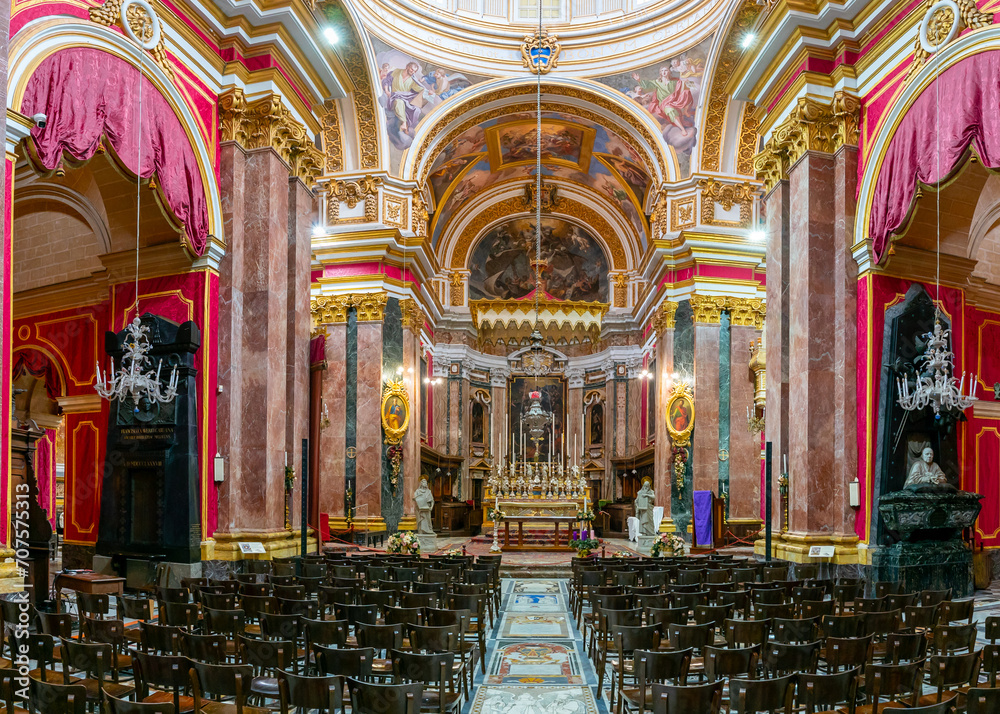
[665,386,695,443]
[381,381,410,445]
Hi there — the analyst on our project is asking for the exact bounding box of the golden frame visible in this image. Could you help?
[381,379,410,445]
[485,120,595,173]
[665,383,695,447]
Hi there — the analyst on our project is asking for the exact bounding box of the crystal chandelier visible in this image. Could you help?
[896,321,976,415]
[94,49,178,410]
[96,317,178,411]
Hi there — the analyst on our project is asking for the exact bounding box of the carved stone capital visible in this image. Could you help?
[219,88,323,188]
[311,295,351,326]
[400,298,426,334]
[652,301,680,335]
[351,292,388,322]
[753,141,789,195]
[724,297,766,329]
[690,295,727,324]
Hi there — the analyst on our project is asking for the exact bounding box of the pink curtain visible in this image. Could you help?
[869,50,1000,265]
[310,334,327,368]
[19,48,210,255]
[13,349,60,400]
[35,430,57,528]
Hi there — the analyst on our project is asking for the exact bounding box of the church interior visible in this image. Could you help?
[4,0,1000,711]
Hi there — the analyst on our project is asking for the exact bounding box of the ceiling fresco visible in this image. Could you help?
[428,111,652,249]
[468,217,610,303]
[596,35,712,178]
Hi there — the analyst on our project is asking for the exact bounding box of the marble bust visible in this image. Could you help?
[634,479,655,536]
[903,447,951,491]
[414,478,435,534]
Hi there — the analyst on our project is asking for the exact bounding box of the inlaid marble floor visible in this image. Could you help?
[467,578,609,714]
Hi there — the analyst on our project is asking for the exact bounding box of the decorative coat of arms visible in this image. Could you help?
[521,30,561,74]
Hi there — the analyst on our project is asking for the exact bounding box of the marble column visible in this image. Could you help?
[764,180,790,533]
[400,299,424,529]
[653,306,676,528]
[729,324,762,522]
[566,373,583,470]
[286,178,316,529]
[691,299,722,497]
[787,151,838,535]
[354,294,386,529]
[320,321,348,519]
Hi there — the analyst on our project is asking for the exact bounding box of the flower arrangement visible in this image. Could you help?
[345,487,355,531]
[570,528,599,557]
[443,548,463,556]
[387,444,403,495]
[386,531,420,555]
[650,532,686,558]
[488,507,507,522]
[576,508,595,522]
[611,550,636,559]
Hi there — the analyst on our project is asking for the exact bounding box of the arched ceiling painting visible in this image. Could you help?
[428,111,652,248]
[469,217,610,303]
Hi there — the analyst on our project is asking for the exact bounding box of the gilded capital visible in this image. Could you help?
[400,298,426,334]
[449,272,466,307]
[218,88,323,188]
[690,295,727,324]
[612,273,629,308]
[724,297,766,329]
[352,292,388,322]
[311,295,351,326]
[652,301,679,335]
[753,140,788,195]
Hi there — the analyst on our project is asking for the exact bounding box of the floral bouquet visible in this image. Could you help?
[488,507,506,522]
[570,528,599,557]
[611,550,636,559]
[386,531,420,555]
[443,548,463,556]
[650,532,686,558]
[576,508,595,522]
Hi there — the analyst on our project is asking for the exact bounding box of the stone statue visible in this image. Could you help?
[414,478,435,534]
[634,479,656,536]
[903,446,950,491]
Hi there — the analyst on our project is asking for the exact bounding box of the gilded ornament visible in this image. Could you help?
[651,301,679,335]
[698,178,754,228]
[736,104,760,177]
[400,298,426,334]
[724,297,766,329]
[905,0,995,82]
[382,195,408,229]
[381,379,410,446]
[328,175,383,222]
[650,190,670,239]
[352,292,388,322]
[311,295,351,325]
[90,0,174,79]
[322,99,344,174]
[612,274,629,308]
[521,29,561,74]
[671,197,696,231]
[449,272,466,307]
[411,190,430,237]
[690,294,727,324]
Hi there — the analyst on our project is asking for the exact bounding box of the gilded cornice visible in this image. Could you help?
[753,91,859,193]
[414,91,665,187]
[352,292,388,322]
[652,301,680,335]
[449,195,627,270]
[322,99,344,174]
[725,297,766,329]
[312,295,351,325]
[701,0,763,173]
[690,294,727,324]
[400,298,427,333]
[327,175,383,222]
[218,88,324,188]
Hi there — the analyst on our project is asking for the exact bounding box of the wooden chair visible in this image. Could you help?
[797,667,860,714]
[104,691,176,713]
[116,596,153,644]
[27,678,87,714]
[920,589,953,608]
[158,603,201,630]
[59,637,134,707]
[724,618,770,649]
[966,686,1000,714]
[347,678,421,714]
[443,594,487,674]
[189,661,269,714]
[132,651,195,713]
[916,652,981,707]
[276,670,342,714]
[823,635,873,674]
[621,649,692,714]
[82,617,134,672]
[239,635,297,702]
[763,640,821,677]
[0,667,27,714]
[937,599,974,625]
[859,660,925,713]
[931,623,977,655]
[728,673,796,713]
[390,650,462,714]
[883,630,928,664]
[140,622,184,655]
[315,645,376,681]
[773,616,820,644]
[606,625,662,714]
[648,681,723,714]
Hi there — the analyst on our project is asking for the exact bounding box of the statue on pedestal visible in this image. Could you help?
[414,478,435,534]
[635,479,656,536]
[903,446,949,490]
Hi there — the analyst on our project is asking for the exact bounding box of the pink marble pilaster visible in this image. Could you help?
[566,384,582,469]
[626,378,641,454]
[321,323,347,517]
[402,328,420,518]
[355,320,383,522]
[614,378,627,458]
[764,179,790,530]
[654,329,675,516]
[693,322,720,495]
[787,151,838,534]
[729,325,762,521]
[285,178,316,529]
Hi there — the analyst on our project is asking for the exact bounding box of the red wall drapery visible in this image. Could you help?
[869,50,1000,265]
[12,348,60,400]
[19,47,210,254]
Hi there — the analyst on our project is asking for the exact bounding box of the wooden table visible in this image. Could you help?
[502,516,578,551]
[53,572,126,597]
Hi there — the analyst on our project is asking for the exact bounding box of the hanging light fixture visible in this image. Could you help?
[896,46,977,417]
[95,46,178,411]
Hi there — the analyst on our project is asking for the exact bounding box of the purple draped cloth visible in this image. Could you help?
[19,48,210,254]
[693,490,713,547]
[869,50,1000,264]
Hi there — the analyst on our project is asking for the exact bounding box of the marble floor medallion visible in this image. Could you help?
[499,614,571,639]
[486,642,583,684]
[471,685,598,714]
[509,593,565,612]
[512,580,562,594]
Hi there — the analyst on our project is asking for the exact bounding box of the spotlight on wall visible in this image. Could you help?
[741,33,755,49]
[323,27,340,44]
[749,230,766,243]
[312,224,325,237]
